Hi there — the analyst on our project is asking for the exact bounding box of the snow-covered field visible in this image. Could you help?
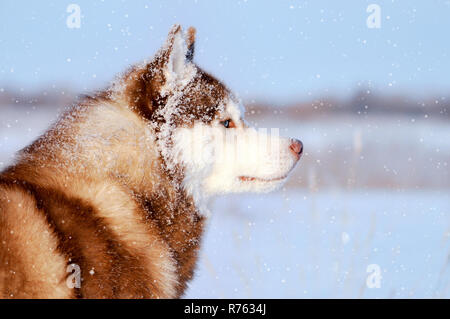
[1,104,450,298]
[186,189,450,298]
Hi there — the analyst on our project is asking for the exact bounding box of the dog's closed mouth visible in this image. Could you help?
[238,175,288,183]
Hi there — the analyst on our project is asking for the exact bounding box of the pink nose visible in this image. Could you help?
[289,139,303,159]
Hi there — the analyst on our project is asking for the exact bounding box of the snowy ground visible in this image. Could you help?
[186,189,450,298]
[1,104,450,298]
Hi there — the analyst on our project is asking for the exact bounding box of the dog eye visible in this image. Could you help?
[221,119,235,128]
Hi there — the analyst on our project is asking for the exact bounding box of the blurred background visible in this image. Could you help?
[1,0,450,298]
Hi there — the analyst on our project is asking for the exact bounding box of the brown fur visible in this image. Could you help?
[0,25,228,298]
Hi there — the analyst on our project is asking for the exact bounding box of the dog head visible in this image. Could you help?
[120,25,302,200]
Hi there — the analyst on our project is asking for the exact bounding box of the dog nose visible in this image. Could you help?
[289,139,303,159]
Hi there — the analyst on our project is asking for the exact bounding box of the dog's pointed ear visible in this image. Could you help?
[161,24,195,83]
[186,27,196,62]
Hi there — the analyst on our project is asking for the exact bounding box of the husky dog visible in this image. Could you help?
[0,25,302,298]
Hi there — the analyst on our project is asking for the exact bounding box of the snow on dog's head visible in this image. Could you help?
[125,25,303,199]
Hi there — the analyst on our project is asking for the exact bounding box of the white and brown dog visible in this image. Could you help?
[0,25,302,298]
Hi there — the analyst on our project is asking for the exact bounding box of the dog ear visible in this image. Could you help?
[162,24,195,84]
[186,27,196,62]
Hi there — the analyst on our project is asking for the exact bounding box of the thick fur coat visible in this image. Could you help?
[0,25,302,298]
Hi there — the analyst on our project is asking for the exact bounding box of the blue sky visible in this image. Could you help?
[1,0,450,102]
